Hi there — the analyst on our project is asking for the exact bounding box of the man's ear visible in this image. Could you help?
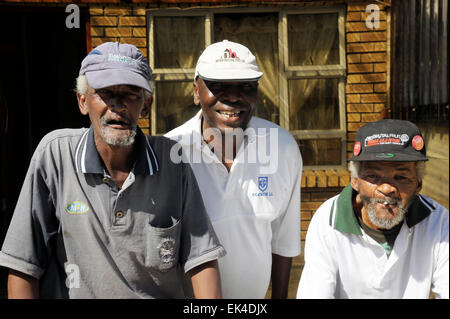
[141,94,153,118]
[351,177,359,192]
[77,92,89,115]
[416,179,423,194]
[193,80,200,106]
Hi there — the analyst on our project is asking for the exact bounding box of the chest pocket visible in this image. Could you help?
[145,218,181,272]
[245,175,287,220]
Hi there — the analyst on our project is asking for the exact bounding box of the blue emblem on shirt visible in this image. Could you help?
[258,176,269,192]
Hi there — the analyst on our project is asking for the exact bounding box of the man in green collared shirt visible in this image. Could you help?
[297,119,448,299]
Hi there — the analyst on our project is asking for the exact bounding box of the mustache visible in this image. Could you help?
[100,114,135,127]
[360,195,402,206]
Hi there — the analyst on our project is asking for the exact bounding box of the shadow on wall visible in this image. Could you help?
[419,122,449,209]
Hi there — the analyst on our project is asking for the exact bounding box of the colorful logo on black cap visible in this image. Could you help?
[412,135,424,151]
[364,133,409,147]
[353,142,361,156]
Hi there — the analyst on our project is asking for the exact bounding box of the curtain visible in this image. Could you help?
[288,13,339,130]
[154,16,204,69]
[287,13,341,165]
[154,16,205,133]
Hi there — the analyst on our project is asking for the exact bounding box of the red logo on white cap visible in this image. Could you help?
[353,142,361,156]
[224,49,238,59]
[412,135,424,151]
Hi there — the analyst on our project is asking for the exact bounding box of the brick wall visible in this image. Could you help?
[345,2,389,158]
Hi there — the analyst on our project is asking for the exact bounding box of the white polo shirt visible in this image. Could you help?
[297,184,449,299]
[166,111,302,298]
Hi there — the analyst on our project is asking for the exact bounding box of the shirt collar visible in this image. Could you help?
[74,125,159,175]
[332,184,433,235]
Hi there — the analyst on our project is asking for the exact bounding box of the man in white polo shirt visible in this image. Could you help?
[166,40,302,298]
[297,119,448,299]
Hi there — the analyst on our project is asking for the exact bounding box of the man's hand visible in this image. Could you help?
[190,260,222,299]
[8,269,39,299]
[271,254,292,299]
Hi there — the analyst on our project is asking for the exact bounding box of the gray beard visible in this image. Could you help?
[361,196,407,230]
[100,116,137,146]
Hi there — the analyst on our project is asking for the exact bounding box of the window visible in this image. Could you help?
[148,7,346,168]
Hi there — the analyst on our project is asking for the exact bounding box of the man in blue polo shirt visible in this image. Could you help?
[0,42,225,298]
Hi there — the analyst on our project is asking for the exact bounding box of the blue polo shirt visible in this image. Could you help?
[0,126,225,298]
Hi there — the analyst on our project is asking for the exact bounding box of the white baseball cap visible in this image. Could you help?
[194,40,263,82]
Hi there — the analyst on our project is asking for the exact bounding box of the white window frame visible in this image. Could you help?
[148,6,347,169]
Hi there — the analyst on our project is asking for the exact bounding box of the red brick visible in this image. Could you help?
[105,27,132,37]
[374,63,387,72]
[348,63,373,73]
[347,33,361,43]
[346,11,361,21]
[347,43,374,53]
[360,73,386,83]
[347,74,361,84]
[119,16,146,26]
[362,113,383,122]
[132,27,147,37]
[346,94,361,103]
[374,103,385,112]
[347,113,361,122]
[374,83,387,92]
[360,31,387,42]
[120,37,147,47]
[347,103,373,112]
[361,93,387,103]
[346,83,373,93]
[347,54,361,63]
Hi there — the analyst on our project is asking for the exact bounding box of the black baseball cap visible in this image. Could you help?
[348,119,428,162]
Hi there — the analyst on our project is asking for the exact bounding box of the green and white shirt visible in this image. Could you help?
[297,184,449,299]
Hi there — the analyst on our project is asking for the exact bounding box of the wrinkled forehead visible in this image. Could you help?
[360,161,416,172]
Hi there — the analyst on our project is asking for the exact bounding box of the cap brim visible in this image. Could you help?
[348,152,428,162]
[196,66,262,82]
[85,69,152,93]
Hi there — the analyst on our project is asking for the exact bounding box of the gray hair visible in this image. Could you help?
[75,74,154,99]
[348,160,426,181]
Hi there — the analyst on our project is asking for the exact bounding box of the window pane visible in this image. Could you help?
[214,13,279,124]
[288,13,339,66]
[155,81,198,134]
[289,78,339,130]
[154,16,205,68]
[297,139,342,166]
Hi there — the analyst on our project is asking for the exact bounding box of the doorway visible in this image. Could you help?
[0,6,89,297]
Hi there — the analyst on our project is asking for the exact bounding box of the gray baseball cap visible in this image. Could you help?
[79,42,153,93]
